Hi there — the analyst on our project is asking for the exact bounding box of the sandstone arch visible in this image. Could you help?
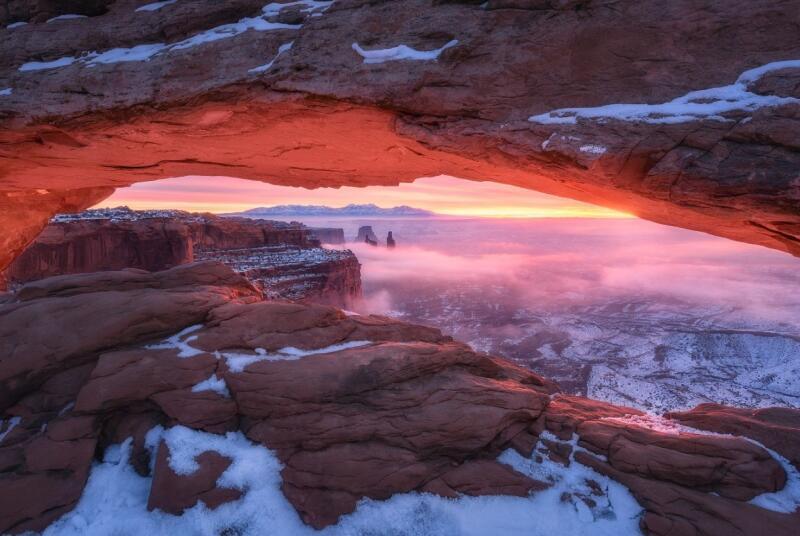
[2,0,799,279]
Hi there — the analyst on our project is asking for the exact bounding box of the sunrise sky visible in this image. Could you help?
[95,175,630,218]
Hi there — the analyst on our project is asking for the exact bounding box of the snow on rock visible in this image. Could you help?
[598,414,722,436]
[221,340,371,373]
[749,446,800,514]
[191,374,230,398]
[46,14,88,23]
[6,22,27,29]
[19,56,76,72]
[352,39,459,64]
[0,416,21,445]
[135,0,177,12]
[262,0,334,17]
[146,325,205,358]
[498,446,642,531]
[0,88,11,96]
[18,2,310,72]
[249,41,294,73]
[87,44,167,65]
[43,425,645,536]
[579,144,607,155]
[529,59,800,125]
[169,18,298,52]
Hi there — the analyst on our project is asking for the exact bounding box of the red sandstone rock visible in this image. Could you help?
[542,394,645,439]
[147,441,242,514]
[576,419,786,500]
[1,0,800,275]
[576,451,800,536]
[0,261,259,411]
[3,209,314,286]
[668,403,800,471]
[1,265,800,534]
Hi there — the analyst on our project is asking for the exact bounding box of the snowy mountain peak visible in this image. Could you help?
[235,204,436,217]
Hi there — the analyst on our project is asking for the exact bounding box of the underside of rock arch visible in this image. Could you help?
[1,0,799,278]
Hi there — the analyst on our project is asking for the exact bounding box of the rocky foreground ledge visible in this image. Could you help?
[0,261,799,535]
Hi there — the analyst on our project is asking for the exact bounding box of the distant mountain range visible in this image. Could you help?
[231,204,436,217]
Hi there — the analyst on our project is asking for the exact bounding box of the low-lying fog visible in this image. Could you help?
[272,216,800,412]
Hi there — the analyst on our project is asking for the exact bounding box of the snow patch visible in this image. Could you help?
[748,445,800,513]
[191,374,230,398]
[529,59,800,125]
[44,425,645,536]
[88,44,167,65]
[170,18,299,51]
[262,0,334,16]
[146,324,205,358]
[19,1,312,72]
[135,0,177,12]
[0,88,11,96]
[0,416,21,445]
[6,21,27,29]
[352,39,459,64]
[580,144,607,155]
[222,340,371,372]
[600,414,728,437]
[46,14,88,23]
[19,56,76,71]
[249,41,293,73]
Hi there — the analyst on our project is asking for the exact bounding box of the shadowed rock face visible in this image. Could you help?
[1,262,799,534]
[1,0,800,273]
[3,209,362,308]
[3,209,314,285]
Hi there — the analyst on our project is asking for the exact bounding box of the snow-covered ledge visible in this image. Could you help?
[529,59,800,125]
[352,40,458,64]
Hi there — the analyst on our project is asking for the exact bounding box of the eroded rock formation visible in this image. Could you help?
[4,207,316,285]
[1,262,798,535]
[3,207,361,308]
[1,0,799,274]
[196,244,362,309]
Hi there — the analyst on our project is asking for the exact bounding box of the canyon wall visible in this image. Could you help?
[4,218,192,284]
[3,209,314,285]
[0,0,799,273]
[3,209,360,308]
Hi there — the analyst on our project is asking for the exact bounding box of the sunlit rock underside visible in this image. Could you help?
[1,0,800,274]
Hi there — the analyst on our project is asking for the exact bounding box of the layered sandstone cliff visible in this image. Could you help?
[197,245,362,309]
[0,262,798,535]
[1,0,799,275]
[3,207,361,308]
[3,208,315,285]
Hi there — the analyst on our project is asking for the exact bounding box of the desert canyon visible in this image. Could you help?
[1,1,800,535]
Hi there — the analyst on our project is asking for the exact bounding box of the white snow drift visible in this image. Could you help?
[135,0,177,12]
[220,340,371,372]
[42,424,645,536]
[352,40,459,64]
[18,1,332,72]
[529,59,800,125]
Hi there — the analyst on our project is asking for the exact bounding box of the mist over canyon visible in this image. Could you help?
[259,215,800,413]
[3,0,800,534]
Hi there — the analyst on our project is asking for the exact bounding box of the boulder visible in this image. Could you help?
[147,441,242,514]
